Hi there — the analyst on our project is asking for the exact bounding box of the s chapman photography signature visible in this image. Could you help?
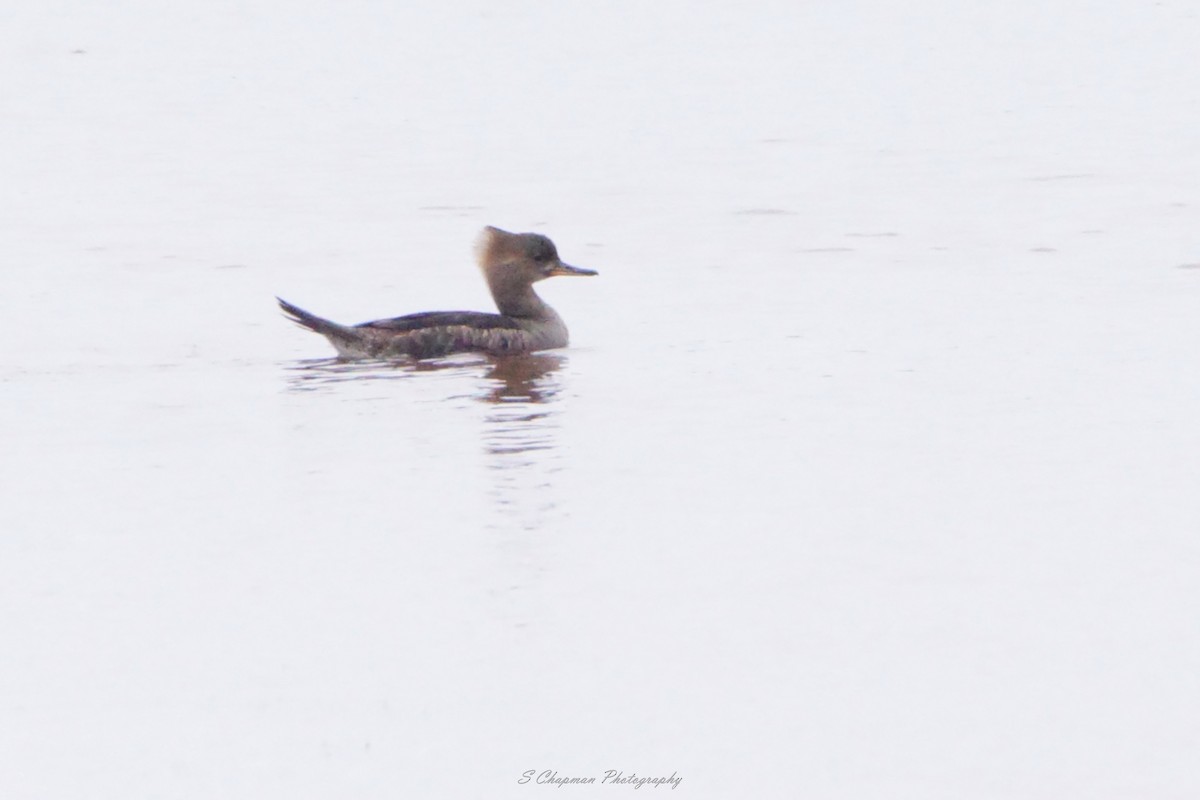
[518,770,682,789]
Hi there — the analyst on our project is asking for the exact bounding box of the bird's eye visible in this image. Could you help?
[529,237,556,262]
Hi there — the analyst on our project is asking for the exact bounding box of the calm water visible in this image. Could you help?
[4,2,1200,798]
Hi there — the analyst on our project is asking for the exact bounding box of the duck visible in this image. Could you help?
[278,226,596,359]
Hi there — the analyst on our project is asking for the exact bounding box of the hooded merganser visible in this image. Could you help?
[278,226,597,359]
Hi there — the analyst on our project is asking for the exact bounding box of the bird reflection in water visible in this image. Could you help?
[283,352,567,625]
[282,352,567,531]
[477,353,562,453]
[473,354,566,630]
[281,354,479,391]
[475,354,565,538]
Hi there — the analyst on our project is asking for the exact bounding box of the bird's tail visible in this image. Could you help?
[276,297,361,345]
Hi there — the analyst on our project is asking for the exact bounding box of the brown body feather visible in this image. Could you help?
[278,298,536,359]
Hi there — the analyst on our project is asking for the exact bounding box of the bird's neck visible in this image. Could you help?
[488,273,553,320]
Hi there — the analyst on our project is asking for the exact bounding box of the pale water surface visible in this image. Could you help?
[3,2,1200,798]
